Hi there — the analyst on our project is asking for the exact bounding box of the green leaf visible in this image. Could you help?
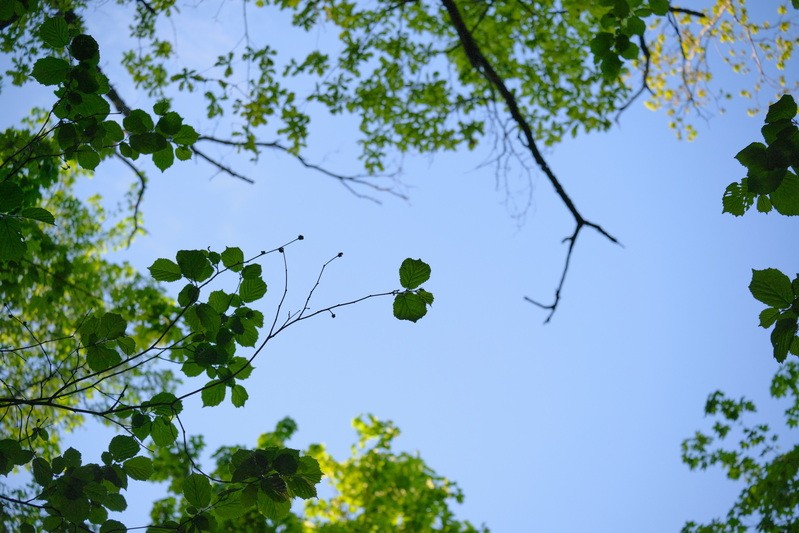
[123,456,154,481]
[770,171,799,216]
[20,207,55,224]
[153,144,174,172]
[287,476,317,499]
[418,289,435,305]
[722,181,754,216]
[175,145,193,160]
[76,147,101,170]
[735,142,768,170]
[178,283,200,306]
[156,112,183,135]
[234,322,259,347]
[153,100,171,116]
[31,457,52,485]
[195,303,221,336]
[772,318,799,363]
[393,292,428,322]
[649,0,670,15]
[148,392,183,416]
[750,268,794,308]
[221,247,244,270]
[239,278,267,303]
[241,264,262,279]
[208,290,232,313]
[108,435,140,461]
[63,447,82,468]
[173,124,199,145]
[39,17,70,48]
[765,94,797,123]
[183,473,212,508]
[229,357,255,380]
[399,258,431,289]
[69,34,99,62]
[623,16,646,36]
[151,416,178,447]
[756,194,773,213]
[31,57,70,86]
[86,345,122,372]
[213,491,243,519]
[129,132,168,155]
[176,250,213,282]
[104,493,127,512]
[149,258,182,282]
[201,380,226,407]
[256,489,291,520]
[0,219,27,261]
[0,182,24,212]
[123,109,155,134]
[99,312,127,339]
[759,307,781,328]
[231,384,249,407]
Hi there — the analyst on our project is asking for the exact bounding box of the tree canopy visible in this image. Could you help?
[0,0,797,531]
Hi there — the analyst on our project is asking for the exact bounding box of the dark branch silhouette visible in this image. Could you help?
[440,0,621,322]
[196,135,407,202]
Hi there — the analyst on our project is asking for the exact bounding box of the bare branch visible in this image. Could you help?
[196,135,408,201]
[670,6,706,19]
[440,0,621,321]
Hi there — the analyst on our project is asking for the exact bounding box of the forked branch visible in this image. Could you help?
[440,0,620,322]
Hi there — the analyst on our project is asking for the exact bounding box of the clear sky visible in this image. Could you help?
[3,2,797,531]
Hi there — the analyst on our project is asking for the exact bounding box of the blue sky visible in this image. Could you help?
[3,2,797,531]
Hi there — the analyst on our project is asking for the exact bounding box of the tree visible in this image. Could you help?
[682,95,799,530]
[3,0,794,319]
[147,415,487,532]
[1,0,797,531]
[0,13,437,531]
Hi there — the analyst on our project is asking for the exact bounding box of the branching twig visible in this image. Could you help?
[440,0,620,321]
[197,135,407,201]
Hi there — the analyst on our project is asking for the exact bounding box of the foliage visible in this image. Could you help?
[681,93,799,530]
[149,415,487,533]
[3,0,796,318]
[682,361,799,531]
[721,95,799,362]
[0,15,436,532]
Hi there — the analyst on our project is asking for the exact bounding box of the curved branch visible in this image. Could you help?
[615,34,654,122]
[196,135,407,202]
[440,0,620,321]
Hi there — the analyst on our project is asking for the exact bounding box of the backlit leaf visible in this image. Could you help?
[38,17,70,48]
[393,292,428,322]
[201,380,226,407]
[183,473,212,508]
[399,258,431,289]
[750,268,794,308]
[31,57,70,86]
[149,258,182,282]
[20,207,55,224]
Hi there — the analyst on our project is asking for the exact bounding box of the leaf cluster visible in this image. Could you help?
[393,258,434,323]
[682,362,799,532]
[723,95,799,217]
[750,268,799,363]
[589,0,668,79]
